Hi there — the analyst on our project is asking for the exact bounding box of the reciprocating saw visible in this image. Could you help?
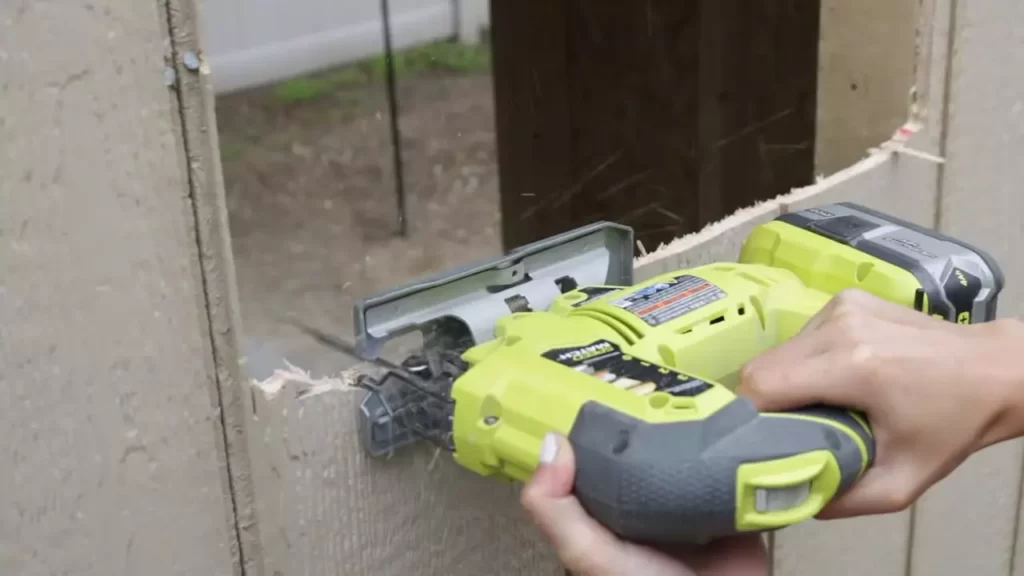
[330,202,1003,545]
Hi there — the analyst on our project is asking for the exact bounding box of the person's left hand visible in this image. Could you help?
[520,433,769,576]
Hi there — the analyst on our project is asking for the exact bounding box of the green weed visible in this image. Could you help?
[219,139,246,162]
[270,38,492,103]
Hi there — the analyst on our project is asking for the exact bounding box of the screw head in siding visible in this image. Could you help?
[182,51,200,72]
[163,66,177,86]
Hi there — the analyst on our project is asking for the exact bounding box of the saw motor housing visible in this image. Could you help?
[352,202,1004,545]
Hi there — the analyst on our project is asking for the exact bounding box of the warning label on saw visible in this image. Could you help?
[609,275,726,326]
[541,340,712,397]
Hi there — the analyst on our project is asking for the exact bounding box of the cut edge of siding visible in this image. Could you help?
[634,146,893,270]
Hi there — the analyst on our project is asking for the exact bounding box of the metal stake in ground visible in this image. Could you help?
[379,0,408,237]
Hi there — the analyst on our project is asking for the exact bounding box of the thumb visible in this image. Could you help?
[521,433,623,573]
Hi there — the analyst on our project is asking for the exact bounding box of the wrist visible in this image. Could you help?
[978,318,1024,449]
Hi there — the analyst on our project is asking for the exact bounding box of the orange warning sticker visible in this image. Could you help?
[609,275,726,326]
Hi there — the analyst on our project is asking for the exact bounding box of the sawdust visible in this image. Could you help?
[632,199,786,267]
[632,145,897,267]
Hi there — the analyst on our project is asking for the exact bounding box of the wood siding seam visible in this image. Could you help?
[1011,447,1024,576]
[932,0,959,232]
[907,3,952,569]
[160,0,256,573]
[903,504,918,576]
[916,1,1024,572]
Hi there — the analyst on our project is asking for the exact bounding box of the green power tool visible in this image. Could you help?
[338,202,1003,545]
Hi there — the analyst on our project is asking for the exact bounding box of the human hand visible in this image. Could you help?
[738,288,1024,519]
[520,433,769,576]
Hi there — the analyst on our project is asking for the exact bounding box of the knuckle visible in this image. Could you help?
[831,289,869,317]
[842,342,879,389]
[739,360,760,387]
[882,485,917,512]
[739,361,771,396]
[878,473,920,512]
[519,485,541,513]
[829,299,869,338]
[848,342,876,368]
[831,288,861,308]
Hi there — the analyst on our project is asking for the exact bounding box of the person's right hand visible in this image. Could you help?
[521,433,768,576]
[737,288,1024,519]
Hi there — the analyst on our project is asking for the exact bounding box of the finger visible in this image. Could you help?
[816,462,918,519]
[668,534,770,576]
[737,329,834,409]
[521,434,624,573]
[522,433,576,497]
[739,314,835,388]
[738,348,873,413]
[830,288,940,328]
[801,294,843,333]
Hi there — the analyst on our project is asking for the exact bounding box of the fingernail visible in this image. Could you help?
[539,432,559,464]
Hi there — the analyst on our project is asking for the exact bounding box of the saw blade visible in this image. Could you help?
[286,319,454,401]
[286,317,458,454]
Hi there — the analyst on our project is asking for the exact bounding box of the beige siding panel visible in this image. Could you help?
[0,1,244,575]
[245,371,564,576]
[911,1,1024,575]
[815,0,920,177]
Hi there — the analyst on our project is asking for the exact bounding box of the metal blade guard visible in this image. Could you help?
[353,221,635,457]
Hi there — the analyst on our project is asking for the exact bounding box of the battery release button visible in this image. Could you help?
[811,215,878,241]
[755,482,811,512]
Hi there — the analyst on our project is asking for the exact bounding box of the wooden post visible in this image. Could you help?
[490,0,821,252]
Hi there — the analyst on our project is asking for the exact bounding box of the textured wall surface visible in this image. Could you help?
[0,1,250,575]
[245,371,563,575]
[7,0,1024,575]
[815,0,921,177]
[910,1,1024,575]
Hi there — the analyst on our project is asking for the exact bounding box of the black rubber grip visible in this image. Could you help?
[567,398,872,544]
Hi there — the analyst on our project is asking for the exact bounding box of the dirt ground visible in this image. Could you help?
[217,73,501,379]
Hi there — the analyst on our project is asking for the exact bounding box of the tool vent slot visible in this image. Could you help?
[675,310,732,336]
[747,295,767,330]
